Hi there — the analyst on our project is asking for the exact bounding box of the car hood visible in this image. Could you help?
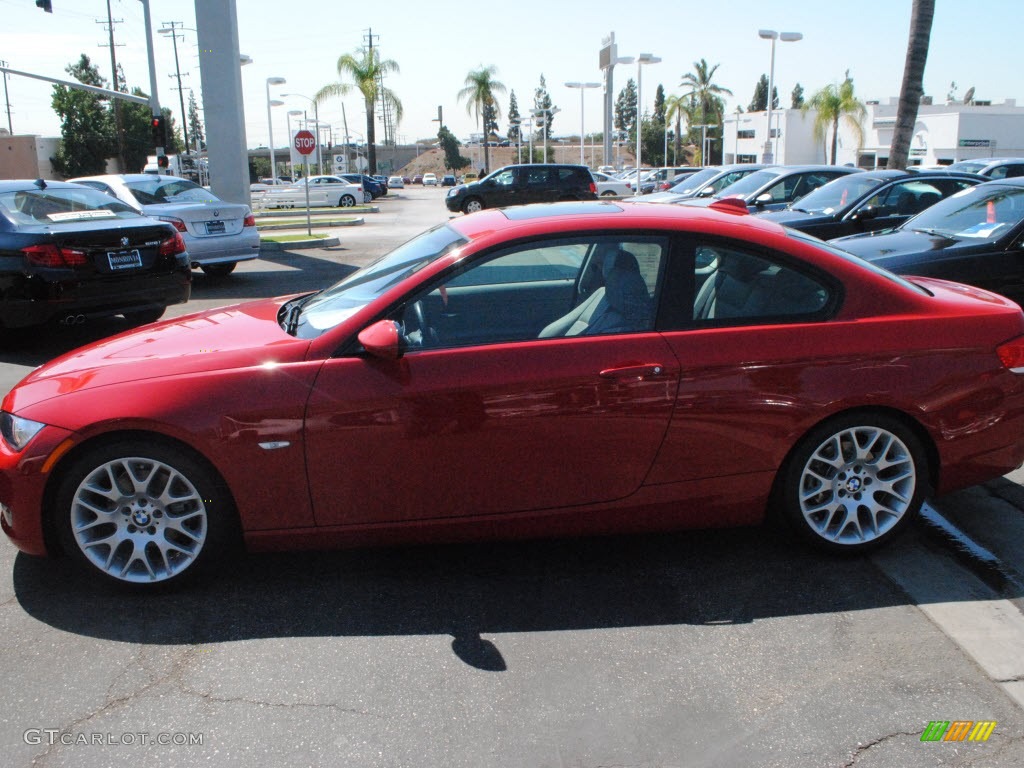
[757,209,836,226]
[3,297,311,413]
[831,228,967,258]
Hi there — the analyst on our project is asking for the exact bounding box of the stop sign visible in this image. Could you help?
[294,129,316,155]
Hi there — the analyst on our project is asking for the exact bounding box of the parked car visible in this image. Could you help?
[387,176,405,189]
[412,174,424,185]
[831,178,1024,302]
[626,167,698,194]
[402,176,412,185]
[640,165,772,203]
[687,165,865,213]
[341,174,385,199]
[423,173,438,187]
[441,175,457,187]
[445,164,597,214]
[755,170,982,240]
[591,171,632,198]
[0,179,190,329]
[945,157,1024,179]
[5,200,1024,589]
[253,175,363,211]
[460,173,478,185]
[71,174,259,277]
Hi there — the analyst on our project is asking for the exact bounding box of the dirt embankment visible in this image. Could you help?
[396,146,637,177]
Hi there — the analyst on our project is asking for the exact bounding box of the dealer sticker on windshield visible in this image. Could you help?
[107,249,142,270]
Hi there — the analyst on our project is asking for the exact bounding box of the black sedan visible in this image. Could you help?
[0,180,191,331]
[832,178,1024,302]
[756,170,982,240]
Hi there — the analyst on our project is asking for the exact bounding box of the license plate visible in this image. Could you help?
[107,249,142,270]
[205,220,226,235]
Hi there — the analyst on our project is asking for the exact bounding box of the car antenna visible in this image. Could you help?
[34,179,47,190]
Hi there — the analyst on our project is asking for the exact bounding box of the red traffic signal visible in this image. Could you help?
[151,115,167,147]
[157,155,169,169]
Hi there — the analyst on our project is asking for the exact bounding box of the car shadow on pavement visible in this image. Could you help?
[14,523,1002,671]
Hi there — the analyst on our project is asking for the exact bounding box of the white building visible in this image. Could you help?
[723,98,1024,169]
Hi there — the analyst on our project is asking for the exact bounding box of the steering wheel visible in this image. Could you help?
[403,299,438,348]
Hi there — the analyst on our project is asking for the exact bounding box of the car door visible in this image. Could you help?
[304,234,680,527]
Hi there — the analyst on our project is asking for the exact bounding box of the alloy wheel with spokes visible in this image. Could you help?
[781,414,927,552]
[56,440,234,587]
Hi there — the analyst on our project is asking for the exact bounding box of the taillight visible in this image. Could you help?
[22,243,88,267]
[997,335,1024,372]
[589,181,597,194]
[243,213,256,227]
[159,232,187,256]
[158,216,188,233]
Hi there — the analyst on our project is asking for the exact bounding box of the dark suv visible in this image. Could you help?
[445,164,597,214]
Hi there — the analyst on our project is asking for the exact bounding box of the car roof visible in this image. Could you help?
[977,177,1024,189]
[0,179,95,192]
[757,165,864,177]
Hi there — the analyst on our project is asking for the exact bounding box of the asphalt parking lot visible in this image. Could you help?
[1,187,1023,767]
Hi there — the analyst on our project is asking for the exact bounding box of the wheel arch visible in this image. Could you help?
[40,429,240,559]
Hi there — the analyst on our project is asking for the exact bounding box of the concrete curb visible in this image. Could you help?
[253,205,379,218]
[258,217,365,231]
[259,235,342,251]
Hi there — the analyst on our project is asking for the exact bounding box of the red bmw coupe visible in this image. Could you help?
[4,199,1024,588]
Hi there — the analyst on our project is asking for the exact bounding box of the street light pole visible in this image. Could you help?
[758,29,802,163]
[633,53,661,196]
[266,76,286,180]
[565,82,601,166]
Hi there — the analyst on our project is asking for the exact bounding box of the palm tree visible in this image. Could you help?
[664,93,687,165]
[802,71,866,165]
[679,59,733,164]
[888,0,936,168]
[314,47,402,175]
[457,66,506,174]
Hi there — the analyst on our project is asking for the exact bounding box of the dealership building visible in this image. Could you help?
[723,98,1024,169]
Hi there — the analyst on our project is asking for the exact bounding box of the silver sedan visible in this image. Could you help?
[70,174,260,277]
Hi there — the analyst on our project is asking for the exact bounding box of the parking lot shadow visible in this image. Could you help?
[13,524,998,670]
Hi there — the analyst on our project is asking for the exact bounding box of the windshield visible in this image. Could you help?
[125,178,221,205]
[0,185,140,225]
[789,175,887,214]
[946,161,986,174]
[290,223,469,338]
[666,168,720,194]
[713,169,779,199]
[902,184,1024,240]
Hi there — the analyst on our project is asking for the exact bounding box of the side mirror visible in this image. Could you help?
[697,186,715,197]
[850,205,878,222]
[754,192,773,206]
[358,319,402,360]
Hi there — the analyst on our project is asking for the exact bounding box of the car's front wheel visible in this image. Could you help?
[462,197,484,214]
[778,412,928,553]
[54,439,237,588]
[339,194,356,207]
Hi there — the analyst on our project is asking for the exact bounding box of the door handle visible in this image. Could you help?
[599,364,666,381]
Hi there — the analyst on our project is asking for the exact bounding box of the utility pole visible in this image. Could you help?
[98,0,127,171]
[364,27,394,147]
[0,61,12,134]
[159,21,190,155]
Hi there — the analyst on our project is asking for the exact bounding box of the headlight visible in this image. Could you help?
[0,412,47,451]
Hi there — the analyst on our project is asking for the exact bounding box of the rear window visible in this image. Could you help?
[124,178,220,205]
[0,185,140,225]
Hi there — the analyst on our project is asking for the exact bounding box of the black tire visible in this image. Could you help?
[600,190,617,197]
[339,194,356,208]
[122,307,165,326]
[53,439,238,589]
[200,262,237,277]
[777,412,928,553]
[462,197,484,214]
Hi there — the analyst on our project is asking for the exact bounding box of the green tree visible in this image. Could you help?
[640,114,667,167]
[187,90,205,151]
[791,82,805,109]
[50,54,115,177]
[437,125,470,172]
[802,70,867,164]
[748,74,778,112]
[679,59,733,164]
[118,93,181,172]
[664,93,687,164]
[653,84,667,126]
[614,78,637,140]
[533,74,555,134]
[314,47,403,175]
[888,0,935,169]
[507,90,521,144]
[457,65,506,174]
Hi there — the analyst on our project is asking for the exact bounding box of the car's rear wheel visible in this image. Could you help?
[462,198,484,214]
[778,412,928,553]
[600,190,617,197]
[362,191,372,204]
[339,194,356,207]
[122,308,165,326]
[200,262,237,277]
[54,440,237,588]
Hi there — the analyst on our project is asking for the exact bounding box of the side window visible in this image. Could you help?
[526,168,553,186]
[867,181,944,216]
[1006,165,1024,179]
[692,244,831,323]
[988,166,1009,180]
[494,170,516,186]
[399,237,665,349]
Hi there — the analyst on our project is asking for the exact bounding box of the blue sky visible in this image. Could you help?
[0,0,1020,149]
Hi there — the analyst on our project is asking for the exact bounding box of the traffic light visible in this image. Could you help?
[36,0,52,12]
[157,155,169,169]
[151,115,166,147]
